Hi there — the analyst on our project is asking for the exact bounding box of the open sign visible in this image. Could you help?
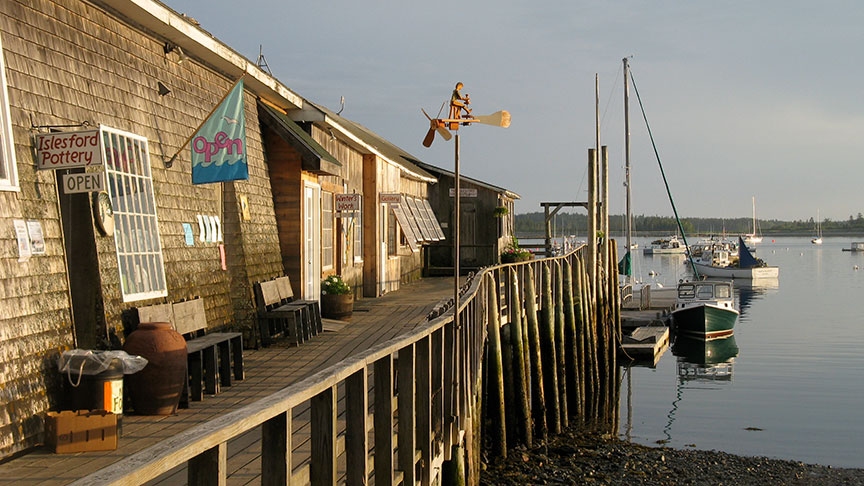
[62,172,104,194]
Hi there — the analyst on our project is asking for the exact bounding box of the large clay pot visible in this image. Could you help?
[320,293,353,320]
[123,322,187,415]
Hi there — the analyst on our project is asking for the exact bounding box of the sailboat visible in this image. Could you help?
[811,210,823,245]
[619,58,634,281]
[742,196,762,245]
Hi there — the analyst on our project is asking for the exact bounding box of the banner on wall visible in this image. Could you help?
[191,79,248,184]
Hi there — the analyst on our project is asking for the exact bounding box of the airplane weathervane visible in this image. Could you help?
[421,82,511,147]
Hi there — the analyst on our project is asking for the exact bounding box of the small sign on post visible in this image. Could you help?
[61,172,104,194]
[36,129,103,170]
[336,193,361,212]
[380,193,401,204]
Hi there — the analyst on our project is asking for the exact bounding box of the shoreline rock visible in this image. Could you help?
[480,430,864,486]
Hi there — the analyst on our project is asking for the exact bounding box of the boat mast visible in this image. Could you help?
[752,196,756,235]
[623,57,632,283]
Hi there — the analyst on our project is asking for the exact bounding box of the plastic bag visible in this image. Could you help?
[57,349,148,376]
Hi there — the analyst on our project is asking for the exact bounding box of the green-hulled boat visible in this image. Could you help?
[672,281,738,340]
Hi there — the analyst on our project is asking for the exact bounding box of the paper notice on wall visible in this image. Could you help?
[26,221,46,255]
[182,223,195,246]
[13,220,31,262]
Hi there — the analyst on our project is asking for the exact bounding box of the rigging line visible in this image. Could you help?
[629,70,700,279]
[599,64,622,132]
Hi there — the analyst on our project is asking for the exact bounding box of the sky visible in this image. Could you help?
[165,0,864,221]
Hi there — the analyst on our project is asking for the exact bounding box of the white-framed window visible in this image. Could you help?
[322,191,334,270]
[388,207,398,257]
[0,34,19,191]
[102,126,167,302]
[353,200,363,263]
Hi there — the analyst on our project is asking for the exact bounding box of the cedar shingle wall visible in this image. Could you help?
[0,0,282,457]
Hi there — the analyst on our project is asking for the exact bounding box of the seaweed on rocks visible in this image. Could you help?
[480,429,864,486]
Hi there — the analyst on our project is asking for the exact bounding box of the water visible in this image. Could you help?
[619,236,864,468]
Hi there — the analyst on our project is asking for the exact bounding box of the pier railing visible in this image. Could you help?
[73,242,621,486]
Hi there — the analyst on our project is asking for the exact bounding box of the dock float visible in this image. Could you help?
[620,326,670,366]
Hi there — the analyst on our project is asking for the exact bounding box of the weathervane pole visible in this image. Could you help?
[454,133,461,329]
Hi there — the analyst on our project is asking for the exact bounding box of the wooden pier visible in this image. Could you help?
[0,245,623,486]
[0,278,454,486]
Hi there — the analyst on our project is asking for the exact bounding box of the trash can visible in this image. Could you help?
[58,350,148,436]
[66,358,124,422]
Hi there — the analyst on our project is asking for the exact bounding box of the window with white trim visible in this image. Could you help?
[0,34,18,191]
[102,126,167,302]
[322,191,334,270]
[353,199,363,263]
[388,207,397,257]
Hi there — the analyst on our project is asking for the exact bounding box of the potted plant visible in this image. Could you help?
[500,237,533,263]
[493,206,509,218]
[321,275,353,319]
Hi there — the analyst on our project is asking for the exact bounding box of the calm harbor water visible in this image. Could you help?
[618,236,864,468]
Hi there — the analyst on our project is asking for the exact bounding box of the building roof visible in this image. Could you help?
[409,160,520,200]
[291,103,437,183]
[257,102,342,176]
[99,0,303,110]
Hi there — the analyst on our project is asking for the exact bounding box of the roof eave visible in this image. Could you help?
[96,0,303,110]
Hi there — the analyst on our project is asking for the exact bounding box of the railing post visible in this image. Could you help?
[431,328,444,459]
[417,336,433,486]
[398,345,416,486]
[311,386,337,486]
[262,411,292,486]
[443,321,456,460]
[346,369,368,486]
[188,443,227,486]
[375,355,395,485]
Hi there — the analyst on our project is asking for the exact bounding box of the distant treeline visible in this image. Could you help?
[515,212,864,236]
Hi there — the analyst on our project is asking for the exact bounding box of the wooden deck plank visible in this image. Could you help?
[0,277,453,485]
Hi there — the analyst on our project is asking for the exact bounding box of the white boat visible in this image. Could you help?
[643,235,687,255]
[842,242,864,252]
[742,196,763,245]
[692,237,779,279]
[811,210,823,245]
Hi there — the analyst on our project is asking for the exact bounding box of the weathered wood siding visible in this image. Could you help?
[0,0,284,457]
[311,127,365,300]
[426,175,504,270]
[262,128,304,300]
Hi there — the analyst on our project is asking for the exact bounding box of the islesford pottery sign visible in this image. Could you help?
[35,129,103,170]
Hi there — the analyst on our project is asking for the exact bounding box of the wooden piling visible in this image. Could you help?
[485,274,507,458]
[442,444,466,486]
[562,258,582,421]
[523,265,547,441]
[508,269,532,447]
[578,256,599,421]
[571,255,587,424]
[553,262,569,426]
[539,262,561,434]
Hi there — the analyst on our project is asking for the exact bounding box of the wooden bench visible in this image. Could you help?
[137,298,244,408]
[254,276,322,347]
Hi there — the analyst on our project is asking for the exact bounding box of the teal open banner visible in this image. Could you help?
[191,79,248,184]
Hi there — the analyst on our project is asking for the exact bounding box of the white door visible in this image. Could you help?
[379,203,387,294]
[304,183,321,300]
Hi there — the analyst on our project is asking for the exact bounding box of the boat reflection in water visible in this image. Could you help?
[673,334,739,382]
[658,334,740,442]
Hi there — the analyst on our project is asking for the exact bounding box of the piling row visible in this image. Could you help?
[482,245,621,460]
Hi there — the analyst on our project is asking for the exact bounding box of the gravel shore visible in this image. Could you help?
[480,430,864,485]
